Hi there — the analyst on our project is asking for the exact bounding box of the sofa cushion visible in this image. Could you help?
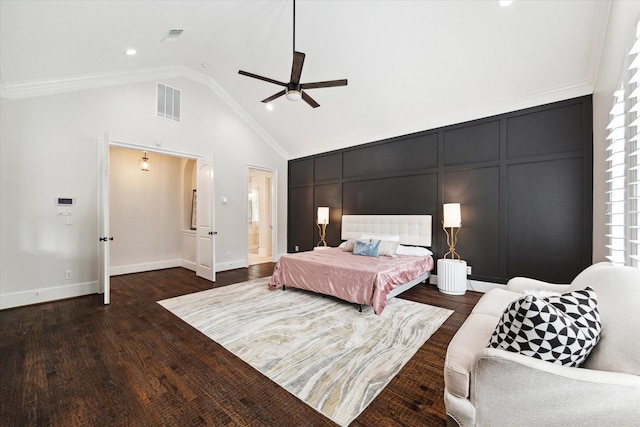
[568,264,640,375]
[471,288,522,316]
[445,312,503,399]
[444,288,521,399]
[488,288,601,367]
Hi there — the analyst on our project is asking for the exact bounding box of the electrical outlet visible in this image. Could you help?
[65,270,73,279]
[466,266,472,275]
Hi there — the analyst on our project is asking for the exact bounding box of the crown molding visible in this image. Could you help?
[0,66,288,159]
[0,66,184,99]
[178,68,289,159]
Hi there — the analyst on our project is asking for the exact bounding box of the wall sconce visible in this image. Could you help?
[317,207,329,247]
[442,203,462,260]
[139,151,150,171]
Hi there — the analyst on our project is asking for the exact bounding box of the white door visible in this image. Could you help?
[196,156,215,282]
[98,134,111,304]
[265,174,273,258]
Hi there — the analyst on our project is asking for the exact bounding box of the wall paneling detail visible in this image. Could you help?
[288,96,593,283]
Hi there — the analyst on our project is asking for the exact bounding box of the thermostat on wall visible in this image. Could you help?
[56,197,74,216]
[56,197,74,206]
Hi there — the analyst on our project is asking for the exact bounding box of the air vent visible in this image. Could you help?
[156,83,181,122]
[161,28,184,43]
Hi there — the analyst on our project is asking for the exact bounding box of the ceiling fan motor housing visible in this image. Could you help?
[286,83,302,101]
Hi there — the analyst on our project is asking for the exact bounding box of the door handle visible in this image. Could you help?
[208,231,218,236]
[99,237,114,242]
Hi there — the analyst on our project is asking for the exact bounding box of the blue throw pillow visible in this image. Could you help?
[353,239,380,257]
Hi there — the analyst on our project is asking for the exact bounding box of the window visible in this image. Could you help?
[606,18,640,267]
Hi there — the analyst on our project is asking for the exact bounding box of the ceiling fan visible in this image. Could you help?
[238,0,347,108]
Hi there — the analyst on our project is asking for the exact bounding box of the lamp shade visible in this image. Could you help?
[317,207,329,225]
[443,203,461,228]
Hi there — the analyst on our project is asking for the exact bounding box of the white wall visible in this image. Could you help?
[0,76,288,309]
[592,1,640,263]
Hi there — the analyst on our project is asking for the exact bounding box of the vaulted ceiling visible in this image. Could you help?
[0,0,609,159]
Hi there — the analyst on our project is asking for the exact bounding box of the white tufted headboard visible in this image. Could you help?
[341,215,432,247]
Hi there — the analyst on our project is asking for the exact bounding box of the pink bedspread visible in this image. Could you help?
[268,248,434,315]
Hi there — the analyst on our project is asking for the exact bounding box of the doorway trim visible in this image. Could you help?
[98,136,214,304]
[109,139,201,160]
[247,164,277,266]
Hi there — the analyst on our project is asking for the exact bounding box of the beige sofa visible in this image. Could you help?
[444,262,640,427]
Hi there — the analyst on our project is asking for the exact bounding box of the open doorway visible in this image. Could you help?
[100,142,215,301]
[97,133,217,304]
[248,167,274,265]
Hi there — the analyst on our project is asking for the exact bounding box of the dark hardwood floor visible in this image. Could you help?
[0,265,481,426]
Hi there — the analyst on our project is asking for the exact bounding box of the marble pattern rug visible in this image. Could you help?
[158,277,453,426]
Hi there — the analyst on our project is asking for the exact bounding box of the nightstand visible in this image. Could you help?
[437,259,467,295]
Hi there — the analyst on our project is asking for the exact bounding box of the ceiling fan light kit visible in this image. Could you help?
[238,0,347,108]
[286,90,301,101]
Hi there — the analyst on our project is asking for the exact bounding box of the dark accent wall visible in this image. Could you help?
[288,96,593,284]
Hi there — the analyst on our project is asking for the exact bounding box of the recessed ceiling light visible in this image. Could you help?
[266,103,274,111]
[125,48,137,56]
[499,0,513,7]
[201,63,210,68]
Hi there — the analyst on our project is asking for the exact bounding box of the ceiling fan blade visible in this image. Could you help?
[301,79,348,90]
[238,70,287,87]
[261,90,286,103]
[301,91,320,108]
[290,51,305,84]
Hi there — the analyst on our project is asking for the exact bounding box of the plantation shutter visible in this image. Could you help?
[606,17,640,267]
[629,21,640,266]
[606,89,626,265]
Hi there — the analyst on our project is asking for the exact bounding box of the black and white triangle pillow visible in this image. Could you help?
[488,287,601,367]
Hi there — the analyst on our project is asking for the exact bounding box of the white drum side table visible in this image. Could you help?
[437,259,467,295]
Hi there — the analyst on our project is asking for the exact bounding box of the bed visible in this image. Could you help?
[268,215,434,314]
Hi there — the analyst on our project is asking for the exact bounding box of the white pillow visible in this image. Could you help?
[396,245,433,256]
[341,239,364,252]
[361,234,400,242]
[377,240,399,257]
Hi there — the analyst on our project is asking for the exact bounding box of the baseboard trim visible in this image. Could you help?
[0,281,99,310]
[181,259,196,272]
[1,258,251,310]
[110,259,182,276]
[429,275,504,293]
[216,259,247,272]
[112,259,249,275]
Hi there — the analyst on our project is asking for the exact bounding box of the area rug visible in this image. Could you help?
[158,277,452,426]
